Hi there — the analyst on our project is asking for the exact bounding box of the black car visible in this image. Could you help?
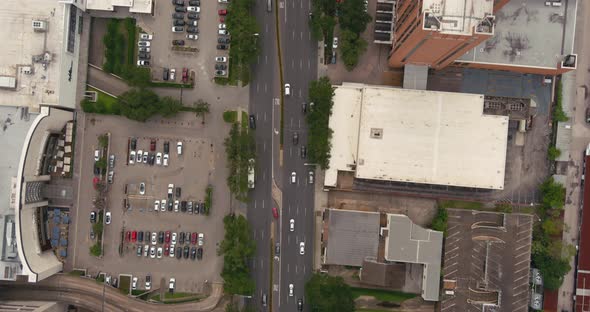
[163,68,169,81]
[168,200,173,211]
[172,0,184,5]
[190,247,197,260]
[173,19,185,26]
[130,137,137,150]
[197,247,203,260]
[164,141,170,154]
[188,0,200,5]
[148,153,155,165]
[216,44,227,50]
[293,132,299,145]
[194,202,200,214]
[158,231,165,244]
[183,246,190,259]
[176,187,181,198]
[90,211,97,223]
[179,232,185,244]
[138,52,150,59]
[172,40,185,46]
[300,146,307,158]
[172,12,184,19]
[187,12,200,19]
[200,203,206,214]
[297,299,303,311]
[186,26,198,33]
[275,243,280,256]
[174,6,186,12]
[249,115,256,129]
[145,231,150,242]
[181,201,187,212]
[138,231,144,242]
[93,164,101,176]
[215,64,227,70]
[302,102,307,113]
[176,246,182,259]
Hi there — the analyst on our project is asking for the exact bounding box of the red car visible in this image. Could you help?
[272,207,279,219]
[182,68,189,82]
[218,9,227,15]
[131,231,137,242]
[191,232,197,245]
[164,243,170,256]
[126,231,131,242]
[220,17,225,22]
[165,231,171,243]
[150,139,156,151]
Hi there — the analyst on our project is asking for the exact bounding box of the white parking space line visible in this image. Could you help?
[304,265,306,274]
[261,229,265,239]
[262,199,265,209]
[301,0,303,8]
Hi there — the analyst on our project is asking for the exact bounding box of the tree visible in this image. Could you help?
[539,177,565,212]
[224,123,256,202]
[340,30,368,70]
[98,134,109,148]
[548,146,561,161]
[194,100,211,124]
[81,99,96,113]
[431,207,448,233]
[306,77,335,169]
[90,242,102,257]
[120,66,151,87]
[219,214,256,295]
[338,0,372,34]
[117,88,161,122]
[95,157,107,170]
[159,96,183,118]
[305,273,355,312]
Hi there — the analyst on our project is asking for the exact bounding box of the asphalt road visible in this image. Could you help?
[247,0,317,310]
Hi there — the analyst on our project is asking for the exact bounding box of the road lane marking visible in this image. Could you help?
[308,59,310,69]
[300,59,302,69]
[256,83,259,93]
[264,111,267,122]
[288,204,291,214]
[263,140,266,152]
[298,119,301,128]
[264,83,268,93]
[265,55,268,64]
[287,263,290,273]
[265,23,268,33]
[262,229,265,238]
[254,200,257,209]
[296,265,298,273]
[263,170,267,181]
[291,117,294,127]
[261,258,264,269]
[297,206,299,215]
[292,30,295,40]
[298,89,302,97]
[257,55,260,64]
[300,31,303,40]
[262,199,265,209]
[291,59,295,69]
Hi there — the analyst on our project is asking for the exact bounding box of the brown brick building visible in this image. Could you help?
[389,0,577,75]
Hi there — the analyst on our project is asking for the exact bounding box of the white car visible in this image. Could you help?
[150,246,156,258]
[187,6,200,12]
[169,244,175,258]
[169,278,176,291]
[140,33,153,40]
[156,152,162,165]
[174,200,179,212]
[161,199,167,212]
[143,153,148,164]
[284,83,291,96]
[168,184,174,195]
[300,242,305,255]
[151,233,157,245]
[291,172,297,184]
[139,182,146,195]
[172,232,177,245]
[308,171,315,184]
[154,200,160,212]
[290,219,294,232]
[94,149,100,161]
[218,29,229,36]
[157,247,163,259]
[163,154,169,167]
[198,233,204,246]
[332,36,338,49]
[145,275,152,290]
[190,20,198,26]
[177,141,183,155]
[129,151,135,164]
[218,23,226,29]
[170,68,176,80]
[289,284,294,296]
[105,212,111,224]
[143,244,149,257]
[138,41,151,47]
[136,150,143,163]
[218,0,228,3]
[187,34,198,40]
[215,56,228,63]
[132,277,138,290]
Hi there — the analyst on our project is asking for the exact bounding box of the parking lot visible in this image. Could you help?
[134,0,230,81]
[69,111,233,294]
[441,209,533,312]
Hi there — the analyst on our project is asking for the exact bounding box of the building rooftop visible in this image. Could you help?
[325,209,380,267]
[334,84,509,189]
[384,214,442,301]
[0,0,82,110]
[86,0,153,13]
[422,0,494,36]
[457,0,578,70]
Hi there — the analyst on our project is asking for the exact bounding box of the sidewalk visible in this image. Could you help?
[312,169,328,271]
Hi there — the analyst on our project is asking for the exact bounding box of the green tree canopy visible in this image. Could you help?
[306,77,335,169]
[305,273,355,312]
[158,96,183,118]
[117,88,160,122]
[224,123,256,202]
[338,0,372,34]
[539,177,565,213]
[340,30,368,71]
[219,214,256,295]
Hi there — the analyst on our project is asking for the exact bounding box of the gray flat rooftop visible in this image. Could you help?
[325,209,380,267]
[384,214,442,301]
[457,0,577,69]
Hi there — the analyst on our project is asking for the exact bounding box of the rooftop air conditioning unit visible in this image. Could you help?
[32,20,47,32]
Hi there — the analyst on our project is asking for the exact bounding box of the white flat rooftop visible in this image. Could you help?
[86,0,153,13]
[422,0,494,36]
[326,83,509,190]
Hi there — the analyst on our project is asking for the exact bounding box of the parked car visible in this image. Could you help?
[187,34,198,40]
[190,247,197,260]
[170,69,176,81]
[139,182,146,195]
[187,12,200,19]
[272,207,279,219]
[181,201,187,212]
[165,231,171,243]
[163,154,169,167]
[297,298,303,311]
[169,278,176,292]
[90,211,97,223]
[143,244,149,257]
[108,154,115,168]
[176,187,181,197]
[191,232,197,245]
[332,36,339,49]
[172,12,184,19]
[176,246,182,259]
[174,200,179,212]
[177,141,183,155]
[217,37,230,44]
[158,231,165,244]
[145,275,152,290]
[218,23,227,29]
[161,199,167,212]
[131,231,137,242]
[105,212,112,224]
[172,39,185,46]
[129,151,135,165]
[218,9,227,15]
[138,231,144,242]
[186,26,198,33]
[188,0,200,5]
[90,229,95,240]
[137,60,150,66]
[163,68,169,81]
[138,52,150,59]
[174,6,187,12]
[184,246,190,258]
[300,146,307,158]
[290,219,294,231]
[187,201,193,214]
[139,33,153,40]
[197,247,203,260]
[198,233,204,246]
[173,19,185,26]
[308,170,315,184]
[151,232,157,245]
[215,70,226,76]
[302,102,307,113]
[136,150,143,162]
[157,247,163,258]
[218,29,229,35]
[300,242,305,255]
[172,0,183,5]
[156,153,162,165]
[182,69,189,82]
[289,284,294,296]
[132,277,138,289]
[189,20,198,26]
[164,243,170,256]
[138,41,151,47]
[215,56,227,62]
[130,137,137,150]
[138,46,151,53]
[172,26,184,32]
[215,64,227,70]
[187,6,200,12]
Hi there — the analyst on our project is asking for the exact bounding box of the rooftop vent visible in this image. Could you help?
[32,20,47,32]
[370,128,383,139]
[562,54,577,69]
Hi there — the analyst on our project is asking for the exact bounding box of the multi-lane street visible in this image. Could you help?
[248,0,317,310]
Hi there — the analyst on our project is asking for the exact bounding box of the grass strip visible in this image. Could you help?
[351,287,416,303]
